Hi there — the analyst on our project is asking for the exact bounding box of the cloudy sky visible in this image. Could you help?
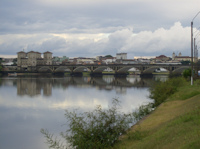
[0,0,200,58]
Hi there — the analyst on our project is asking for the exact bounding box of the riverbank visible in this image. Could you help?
[114,79,200,149]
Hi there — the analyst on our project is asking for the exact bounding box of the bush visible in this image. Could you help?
[132,103,154,121]
[41,99,134,149]
[149,77,184,107]
[183,68,191,79]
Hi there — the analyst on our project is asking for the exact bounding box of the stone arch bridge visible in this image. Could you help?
[25,64,190,75]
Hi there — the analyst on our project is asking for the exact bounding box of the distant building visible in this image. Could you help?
[116,53,127,63]
[1,58,15,65]
[101,57,116,64]
[116,53,127,60]
[52,56,69,65]
[155,55,170,62]
[17,51,52,69]
[121,59,137,64]
[136,58,151,64]
[172,52,196,62]
[74,57,95,64]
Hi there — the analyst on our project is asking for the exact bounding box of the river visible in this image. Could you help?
[0,75,167,149]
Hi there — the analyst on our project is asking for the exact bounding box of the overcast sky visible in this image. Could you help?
[0,0,200,58]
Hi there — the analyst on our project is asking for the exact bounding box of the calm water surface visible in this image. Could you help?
[0,75,167,149]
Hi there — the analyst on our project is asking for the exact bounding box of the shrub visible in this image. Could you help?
[41,99,134,149]
[149,77,184,107]
[183,68,191,79]
[132,103,154,121]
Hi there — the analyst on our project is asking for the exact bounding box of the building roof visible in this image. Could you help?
[156,55,168,58]
[44,51,52,54]
[175,56,190,58]
[27,51,36,53]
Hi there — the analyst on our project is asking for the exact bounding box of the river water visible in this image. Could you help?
[0,75,167,149]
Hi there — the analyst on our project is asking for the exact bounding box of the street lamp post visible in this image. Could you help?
[191,11,200,85]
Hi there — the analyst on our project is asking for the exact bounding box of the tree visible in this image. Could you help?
[181,60,190,65]
[105,55,113,58]
[182,68,191,79]
[41,99,134,149]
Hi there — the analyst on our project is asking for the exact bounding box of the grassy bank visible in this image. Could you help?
[114,79,200,149]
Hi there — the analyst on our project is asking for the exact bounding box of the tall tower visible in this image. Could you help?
[172,52,175,60]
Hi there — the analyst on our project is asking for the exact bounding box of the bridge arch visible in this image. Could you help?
[172,66,190,74]
[38,66,53,72]
[117,66,141,73]
[55,66,71,72]
[73,66,91,73]
[143,66,169,74]
[93,66,114,73]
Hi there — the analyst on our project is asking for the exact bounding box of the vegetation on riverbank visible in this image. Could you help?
[41,99,134,149]
[113,78,200,149]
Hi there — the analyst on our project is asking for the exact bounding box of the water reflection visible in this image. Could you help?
[0,75,167,149]
[17,78,52,96]
[0,75,159,97]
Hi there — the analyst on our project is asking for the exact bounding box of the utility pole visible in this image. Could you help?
[191,11,200,85]
[191,21,193,85]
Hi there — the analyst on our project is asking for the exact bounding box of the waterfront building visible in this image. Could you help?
[172,52,197,62]
[17,51,52,69]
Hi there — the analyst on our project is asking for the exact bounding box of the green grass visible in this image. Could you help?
[113,79,200,149]
[170,79,200,101]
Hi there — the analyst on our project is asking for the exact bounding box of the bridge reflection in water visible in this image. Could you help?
[3,75,168,97]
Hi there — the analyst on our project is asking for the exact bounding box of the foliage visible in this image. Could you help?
[149,77,184,107]
[105,55,113,57]
[40,129,66,149]
[168,72,181,78]
[181,60,190,65]
[41,99,134,149]
[132,103,154,121]
[182,68,191,79]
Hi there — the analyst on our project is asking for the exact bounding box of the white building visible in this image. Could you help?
[116,53,127,60]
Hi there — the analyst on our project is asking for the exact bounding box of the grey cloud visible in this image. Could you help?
[1,0,199,35]
[0,0,199,58]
